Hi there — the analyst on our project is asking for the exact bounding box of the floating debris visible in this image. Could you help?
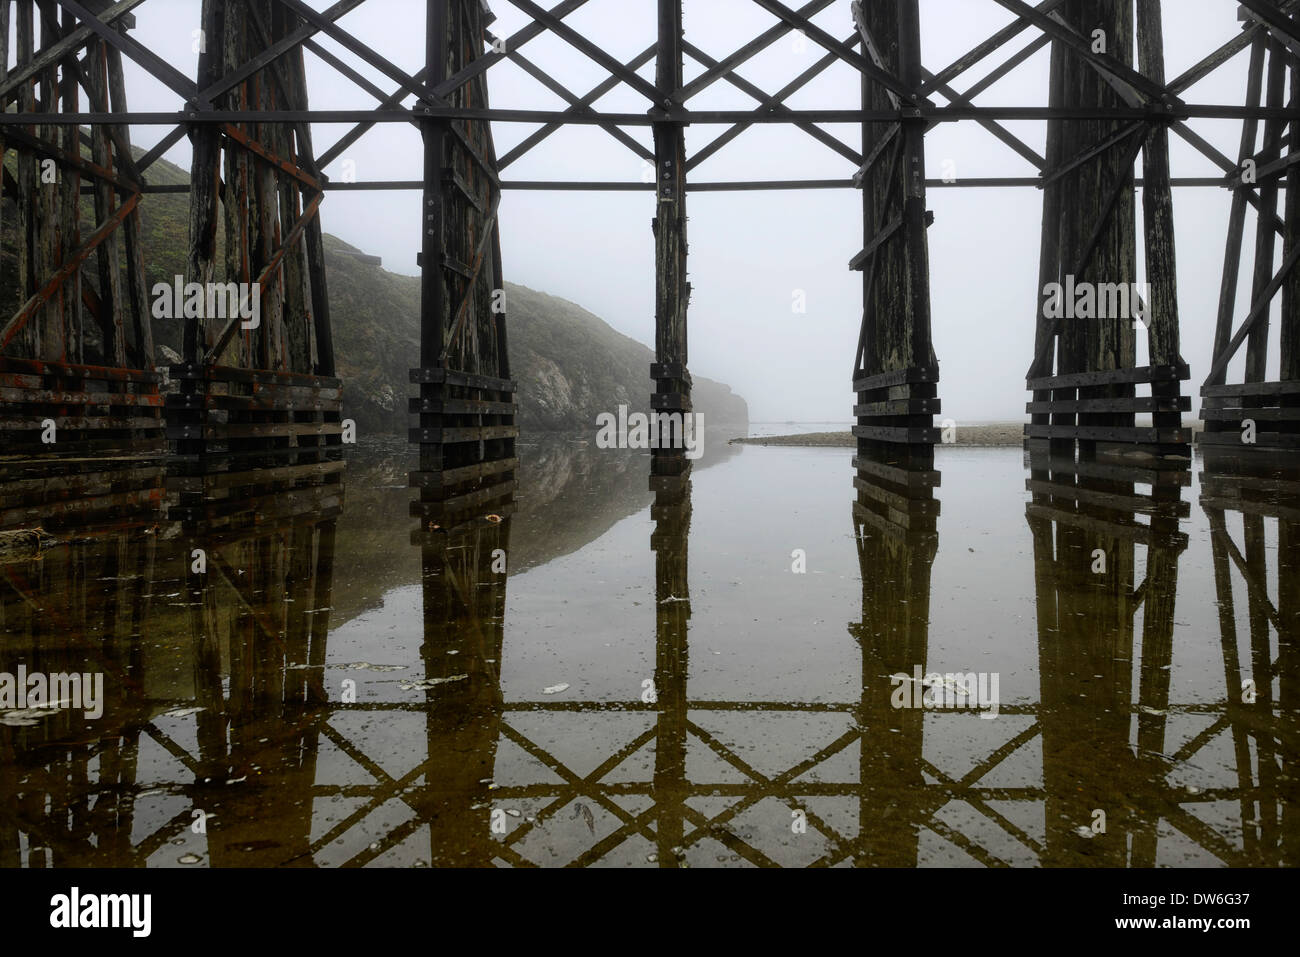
[178,854,202,865]
[399,675,468,691]
[162,706,205,718]
[542,682,570,695]
[0,527,55,563]
[0,707,61,727]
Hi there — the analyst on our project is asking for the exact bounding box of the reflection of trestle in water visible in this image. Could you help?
[7,449,1300,866]
[1198,450,1300,866]
[0,458,165,535]
[0,477,340,867]
[649,460,690,866]
[399,505,511,867]
[0,485,158,866]
[1026,451,1189,865]
[850,450,937,866]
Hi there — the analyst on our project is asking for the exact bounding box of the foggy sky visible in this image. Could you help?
[70,1,1278,422]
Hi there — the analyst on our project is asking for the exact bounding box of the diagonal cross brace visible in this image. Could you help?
[55,0,198,104]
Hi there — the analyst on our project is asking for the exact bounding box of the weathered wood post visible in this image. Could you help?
[650,0,691,481]
[852,0,938,472]
[1026,0,1189,460]
[410,0,517,534]
[1199,4,1300,453]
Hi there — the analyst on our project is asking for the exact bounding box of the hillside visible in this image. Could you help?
[1,150,749,436]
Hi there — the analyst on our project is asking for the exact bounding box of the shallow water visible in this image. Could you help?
[1,438,1296,868]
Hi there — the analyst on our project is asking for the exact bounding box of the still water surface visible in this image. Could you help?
[1,437,1296,867]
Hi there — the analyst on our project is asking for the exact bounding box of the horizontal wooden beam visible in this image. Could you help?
[5,105,1297,126]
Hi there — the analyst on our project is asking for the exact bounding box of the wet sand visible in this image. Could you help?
[731,423,1023,447]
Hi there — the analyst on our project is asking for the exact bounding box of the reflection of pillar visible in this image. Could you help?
[1280,513,1300,866]
[1027,455,1186,865]
[650,468,690,867]
[414,510,510,866]
[189,515,339,868]
[850,450,937,866]
[0,516,156,866]
[1201,452,1300,866]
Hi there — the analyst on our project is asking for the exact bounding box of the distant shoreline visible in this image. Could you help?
[730,424,1023,447]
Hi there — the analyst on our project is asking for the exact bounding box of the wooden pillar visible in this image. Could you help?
[15,1,38,359]
[651,0,690,467]
[1246,41,1287,384]
[1284,40,1300,385]
[419,0,448,385]
[853,0,937,467]
[1208,36,1266,388]
[1136,0,1185,452]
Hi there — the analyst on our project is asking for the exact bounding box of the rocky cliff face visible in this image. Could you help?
[322,236,748,436]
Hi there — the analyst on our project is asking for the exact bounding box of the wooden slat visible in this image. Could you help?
[851,454,941,488]
[0,386,165,406]
[0,357,163,383]
[1200,406,1300,421]
[853,365,939,392]
[1026,364,1188,390]
[1026,503,1188,549]
[409,367,517,393]
[1025,396,1189,413]
[851,424,940,443]
[408,396,515,415]
[168,391,341,412]
[1025,479,1191,517]
[169,363,342,389]
[410,480,517,517]
[1200,379,1300,397]
[0,438,162,456]
[166,460,345,491]
[650,393,692,411]
[651,362,692,385]
[167,422,344,440]
[852,498,937,536]
[0,414,162,430]
[854,397,941,416]
[853,474,940,514]
[1024,451,1193,485]
[409,458,518,489]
